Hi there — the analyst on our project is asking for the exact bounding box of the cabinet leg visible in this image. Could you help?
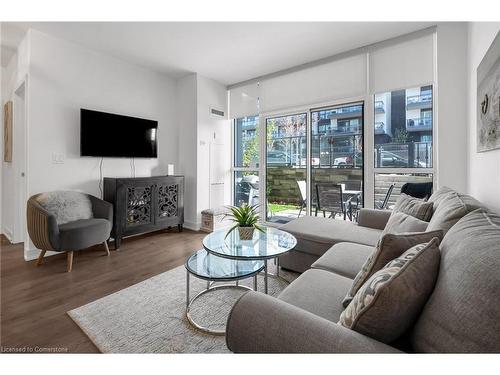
[178,224,183,232]
[115,237,121,251]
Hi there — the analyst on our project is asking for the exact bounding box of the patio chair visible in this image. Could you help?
[296,180,307,217]
[346,191,362,222]
[315,183,346,220]
[375,183,395,209]
[400,182,433,199]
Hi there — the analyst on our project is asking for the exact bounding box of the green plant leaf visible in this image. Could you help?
[224,224,240,239]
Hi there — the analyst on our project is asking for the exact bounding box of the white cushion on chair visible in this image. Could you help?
[37,191,93,225]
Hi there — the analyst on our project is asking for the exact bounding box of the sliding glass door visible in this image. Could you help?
[263,102,364,224]
[311,102,364,220]
[265,113,307,223]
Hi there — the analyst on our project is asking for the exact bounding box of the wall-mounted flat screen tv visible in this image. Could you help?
[80,109,158,158]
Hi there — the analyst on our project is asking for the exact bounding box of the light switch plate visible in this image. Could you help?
[52,153,65,164]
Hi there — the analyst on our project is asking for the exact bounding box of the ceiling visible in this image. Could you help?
[1,22,434,85]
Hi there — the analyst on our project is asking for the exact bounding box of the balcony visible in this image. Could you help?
[374,100,385,113]
[328,105,363,120]
[374,121,387,135]
[406,117,432,132]
[406,91,432,109]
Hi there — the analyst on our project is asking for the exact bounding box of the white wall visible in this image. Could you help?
[27,30,178,198]
[177,73,231,230]
[1,49,23,242]
[467,22,500,212]
[176,73,198,229]
[435,23,468,193]
[196,75,231,220]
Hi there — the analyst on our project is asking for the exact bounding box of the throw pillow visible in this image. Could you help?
[37,191,93,225]
[382,212,429,235]
[392,193,434,222]
[339,238,441,343]
[342,230,443,307]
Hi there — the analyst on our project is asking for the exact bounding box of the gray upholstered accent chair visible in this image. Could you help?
[27,192,113,272]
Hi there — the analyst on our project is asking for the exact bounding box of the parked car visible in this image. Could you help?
[333,152,363,168]
[333,151,427,168]
[267,150,290,165]
[378,151,428,168]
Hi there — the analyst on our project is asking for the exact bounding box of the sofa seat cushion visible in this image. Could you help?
[280,216,382,257]
[278,269,352,322]
[311,242,374,279]
[426,187,484,234]
[412,209,500,353]
[59,218,111,251]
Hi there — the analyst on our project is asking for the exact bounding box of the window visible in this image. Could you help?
[234,116,259,168]
[233,116,259,206]
[373,85,433,207]
[374,173,433,207]
[374,85,433,169]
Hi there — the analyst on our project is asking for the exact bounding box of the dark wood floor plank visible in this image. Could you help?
[0,229,205,353]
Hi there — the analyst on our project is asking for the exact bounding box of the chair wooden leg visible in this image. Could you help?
[36,249,47,266]
[103,241,110,256]
[67,251,74,273]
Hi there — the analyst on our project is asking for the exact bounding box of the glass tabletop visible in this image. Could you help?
[202,226,297,260]
[185,249,264,280]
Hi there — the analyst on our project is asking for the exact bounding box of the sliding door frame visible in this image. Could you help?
[258,95,367,225]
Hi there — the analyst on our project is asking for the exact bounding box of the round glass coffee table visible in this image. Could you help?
[202,226,297,294]
[185,249,264,335]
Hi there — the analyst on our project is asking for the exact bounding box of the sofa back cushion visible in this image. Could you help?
[392,193,434,222]
[411,209,500,352]
[382,212,429,235]
[37,191,93,225]
[426,187,483,234]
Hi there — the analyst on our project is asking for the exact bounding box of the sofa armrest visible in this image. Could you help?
[357,208,392,230]
[226,291,401,353]
[88,195,113,224]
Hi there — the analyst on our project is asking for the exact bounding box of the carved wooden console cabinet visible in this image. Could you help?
[103,176,184,249]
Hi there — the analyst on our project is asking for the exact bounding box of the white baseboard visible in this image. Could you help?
[2,227,14,242]
[183,220,201,231]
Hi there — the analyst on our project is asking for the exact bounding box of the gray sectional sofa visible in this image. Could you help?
[226,187,500,353]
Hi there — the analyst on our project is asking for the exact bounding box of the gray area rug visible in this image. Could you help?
[68,262,297,353]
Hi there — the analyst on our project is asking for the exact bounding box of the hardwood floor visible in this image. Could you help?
[0,229,205,353]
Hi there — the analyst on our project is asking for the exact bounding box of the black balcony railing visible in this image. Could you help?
[406,117,432,130]
[327,105,363,117]
[375,142,432,168]
[406,92,432,106]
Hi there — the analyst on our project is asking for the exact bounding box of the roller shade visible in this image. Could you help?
[369,33,434,93]
[229,82,259,119]
[259,54,367,113]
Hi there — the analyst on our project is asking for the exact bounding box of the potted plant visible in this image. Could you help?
[224,204,265,240]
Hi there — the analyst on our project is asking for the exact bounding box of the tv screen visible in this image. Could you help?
[80,109,158,158]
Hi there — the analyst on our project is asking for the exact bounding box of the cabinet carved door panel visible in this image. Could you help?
[126,185,153,227]
[158,184,178,219]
